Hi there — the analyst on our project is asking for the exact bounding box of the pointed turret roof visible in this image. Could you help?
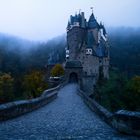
[88,13,99,29]
[95,40,108,57]
[100,22,107,36]
[89,13,95,20]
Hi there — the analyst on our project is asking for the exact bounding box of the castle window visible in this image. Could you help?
[86,49,92,55]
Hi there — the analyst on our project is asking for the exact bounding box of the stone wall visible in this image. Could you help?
[112,110,140,136]
[67,27,86,60]
[103,57,109,79]
[0,85,60,121]
[81,76,96,96]
[78,88,140,136]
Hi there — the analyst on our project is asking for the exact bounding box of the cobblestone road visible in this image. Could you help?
[0,84,139,140]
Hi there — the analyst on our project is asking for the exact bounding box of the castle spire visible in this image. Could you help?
[89,7,95,19]
[90,7,94,14]
[88,8,99,29]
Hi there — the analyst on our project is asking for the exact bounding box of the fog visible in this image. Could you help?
[0,0,140,41]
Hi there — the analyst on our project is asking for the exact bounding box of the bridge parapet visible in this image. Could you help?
[112,110,140,136]
[0,85,61,121]
[78,88,140,136]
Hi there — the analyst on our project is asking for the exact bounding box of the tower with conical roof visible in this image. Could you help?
[65,9,109,94]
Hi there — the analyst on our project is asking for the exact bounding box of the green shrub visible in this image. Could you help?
[51,64,64,77]
[23,70,48,98]
[0,73,14,103]
[94,71,140,112]
[123,76,140,110]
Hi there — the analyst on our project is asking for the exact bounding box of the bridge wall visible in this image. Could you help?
[78,88,140,136]
[0,85,61,121]
[81,76,96,96]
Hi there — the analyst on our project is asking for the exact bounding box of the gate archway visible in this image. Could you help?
[69,72,78,83]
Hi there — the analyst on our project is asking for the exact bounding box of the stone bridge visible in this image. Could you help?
[0,84,139,139]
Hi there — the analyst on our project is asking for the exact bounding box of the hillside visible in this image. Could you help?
[0,27,140,77]
[108,27,140,76]
[0,33,66,75]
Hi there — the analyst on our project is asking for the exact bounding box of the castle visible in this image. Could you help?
[65,10,109,94]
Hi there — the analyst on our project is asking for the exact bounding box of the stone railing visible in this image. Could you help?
[112,110,140,136]
[0,85,61,121]
[78,88,140,136]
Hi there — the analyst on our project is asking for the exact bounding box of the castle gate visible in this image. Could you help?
[65,61,83,86]
[69,72,78,83]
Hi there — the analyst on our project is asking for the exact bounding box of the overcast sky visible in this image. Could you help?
[0,0,140,41]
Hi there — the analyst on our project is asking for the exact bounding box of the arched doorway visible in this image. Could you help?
[69,72,78,83]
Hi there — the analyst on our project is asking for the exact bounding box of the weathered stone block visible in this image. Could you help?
[112,110,140,135]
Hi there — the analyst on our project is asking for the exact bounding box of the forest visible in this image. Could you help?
[0,33,65,103]
[108,27,140,76]
[0,27,140,110]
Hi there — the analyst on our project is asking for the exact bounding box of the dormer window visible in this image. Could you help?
[86,49,92,55]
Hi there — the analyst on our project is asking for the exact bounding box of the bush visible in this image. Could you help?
[94,71,140,112]
[0,73,14,103]
[23,70,48,98]
[51,64,64,77]
[123,76,140,110]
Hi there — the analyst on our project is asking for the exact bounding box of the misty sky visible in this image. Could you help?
[0,0,140,41]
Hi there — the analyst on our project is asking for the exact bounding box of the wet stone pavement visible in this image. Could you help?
[0,84,139,140]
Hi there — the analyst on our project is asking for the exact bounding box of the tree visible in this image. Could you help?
[124,76,140,110]
[51,64,64,77]
[94,70,128,112]
[23,70,48,98]
[0,73,14,103]
[128,76,140,94]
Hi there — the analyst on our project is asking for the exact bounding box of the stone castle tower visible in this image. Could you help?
[65,10,109,94]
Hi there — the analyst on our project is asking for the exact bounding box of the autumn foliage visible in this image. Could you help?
[51,64,64,77]
[23,70,48,98]
[0,73,14,103]
[0,70,48,104]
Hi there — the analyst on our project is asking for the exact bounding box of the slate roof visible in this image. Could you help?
[96,45,104,57]
[100,23,107,36]
[88,13,100,29]
[65,61,83,68]
[95,41,108,57]
[70,14,80,25]
[68,12,102,30]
